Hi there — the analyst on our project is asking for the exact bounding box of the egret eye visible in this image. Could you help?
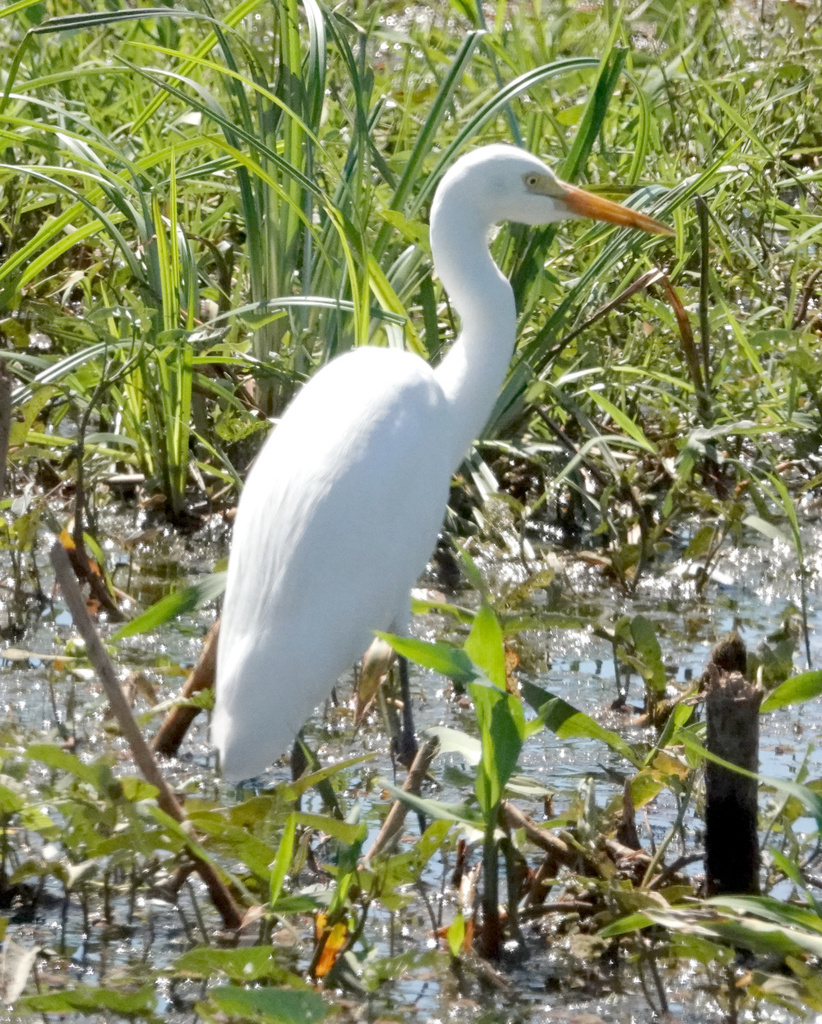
[524,173,541,189]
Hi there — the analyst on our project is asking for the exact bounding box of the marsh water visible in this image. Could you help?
[2,508,822,1023]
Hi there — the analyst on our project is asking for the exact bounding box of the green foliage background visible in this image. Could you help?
[2,0,822,1020]
[3,0,820,550]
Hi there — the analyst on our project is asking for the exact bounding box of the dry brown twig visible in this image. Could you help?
[0,364,10,502]
[153,618,220,756]
[50,540,243,931]
[363,736,439,862]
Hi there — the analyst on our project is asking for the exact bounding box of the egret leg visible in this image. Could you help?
[392,655,419,768]
[395,656,428,835]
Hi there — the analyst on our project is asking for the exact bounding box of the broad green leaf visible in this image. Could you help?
[768,847,806,890]
[0,783,24,816]
[629,615,666,695]
[119,777,160,802]
[64,859,98,888]
[599,911,654,938]
[269,812,297,907]
[653,701,695,757]
[25,745,122,798]
[424,726,481,765]
[377,633,477,685]
[601,903,822,960]
[452,539,488,596]
[410,594,473,622]
[629,770,666,809]
[470,682,525,813]
[521,680,641,767]
[678,733,822,826]
[744,514,790,545]
[760,670,822,713]
[376,779,479,830]
[283,753,377,803]
[291,812,366,847]
[505,775,556,800]
[412,818,454,868]
[186,819,279,879]
[656,908,822,959]
[683,523,715,560]
[112,573,226,640]
[707,895,822,936]
[447,914,466,957]
[464,603,506,689]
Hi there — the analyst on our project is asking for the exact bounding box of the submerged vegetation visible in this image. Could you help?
[2,0,822,1020]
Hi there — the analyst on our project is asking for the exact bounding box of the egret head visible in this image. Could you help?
[435,144,672,236]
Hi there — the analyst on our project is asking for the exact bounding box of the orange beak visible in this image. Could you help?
[560,182,673,236]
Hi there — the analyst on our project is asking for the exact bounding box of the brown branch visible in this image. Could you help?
[793,267,822,329]
[520,899,597,921]
[70,454,124,622]
[501,802,580,865]
[0,364,10,502]
[363,736,439,862]
[648,853,702,890]
[551,267,666,354]
[50,540,242,930]
[153,618,219,756]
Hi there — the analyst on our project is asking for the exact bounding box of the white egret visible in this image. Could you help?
[213,144,671,782]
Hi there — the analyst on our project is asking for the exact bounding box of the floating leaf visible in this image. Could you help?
[208,985,327,1024]
[18,985,156,1014]
[174,946,305,984]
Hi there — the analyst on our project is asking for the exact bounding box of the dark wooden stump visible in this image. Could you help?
[703,654,762,896]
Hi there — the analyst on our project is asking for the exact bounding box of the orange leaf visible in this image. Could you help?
[313,914,348,979]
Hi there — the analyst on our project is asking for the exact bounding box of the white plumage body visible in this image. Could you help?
[213,347,453,780]
[212,144,669,781]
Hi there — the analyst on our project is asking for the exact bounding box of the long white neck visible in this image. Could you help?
[431,189,517,472]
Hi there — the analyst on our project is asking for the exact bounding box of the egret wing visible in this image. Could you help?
[213,348,452,780]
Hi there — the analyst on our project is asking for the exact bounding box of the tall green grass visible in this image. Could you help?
[1,0,820,551]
